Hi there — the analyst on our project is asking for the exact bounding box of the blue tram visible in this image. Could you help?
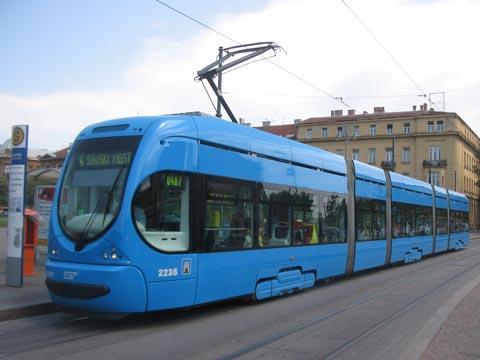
[45,113,470,316]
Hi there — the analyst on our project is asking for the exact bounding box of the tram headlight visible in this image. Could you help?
[50,248,60,256]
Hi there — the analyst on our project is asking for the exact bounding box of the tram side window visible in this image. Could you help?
[292,190,346,245]
[393,203,432,237]
[436,208,448,235]
[293,191,318,245]
[132,173,190,252]
[450,210,469,233]
[392,203,406,238]
[318,193,347,243]
[464,211,470,232]
[416,206,433,236]
[204,178,254,251]
[356,197,386,241]
[259,186,291,247]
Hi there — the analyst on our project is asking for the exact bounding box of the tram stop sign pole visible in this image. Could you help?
[6,125,29,287]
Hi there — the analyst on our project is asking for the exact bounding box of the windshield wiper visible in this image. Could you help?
[75,165,126,251]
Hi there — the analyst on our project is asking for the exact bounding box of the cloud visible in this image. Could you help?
[1,0,480,149]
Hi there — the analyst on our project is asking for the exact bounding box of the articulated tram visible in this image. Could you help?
[46,113,469,316]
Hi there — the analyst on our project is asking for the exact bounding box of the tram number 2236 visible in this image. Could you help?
[158,268,178,277]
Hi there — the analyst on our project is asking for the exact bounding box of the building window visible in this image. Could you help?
[428,171,440,186]
[429,146,441,161]
[370,124,377,136]
[368,148,376,164]
[385,147,393,161]
[404,123,410,134]
[353,126,360,137]
[306,128,313,140]
[352,149,360,161]
[322,127,328,139]
[387,124,393,135]
[427,121,434,133]
[402,147,410,163]
[437,120,444,132]
[337,126,344,137]
[336,149,343,156]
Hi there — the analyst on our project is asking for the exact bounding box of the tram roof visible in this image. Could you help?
[389,171,433,195]
[353,160,386,184]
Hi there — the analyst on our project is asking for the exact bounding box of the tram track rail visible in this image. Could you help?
[219,245,480,360]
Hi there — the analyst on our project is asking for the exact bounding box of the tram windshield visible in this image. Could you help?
[58,136,141,248]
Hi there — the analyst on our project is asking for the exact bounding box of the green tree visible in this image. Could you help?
[0,175,7,207]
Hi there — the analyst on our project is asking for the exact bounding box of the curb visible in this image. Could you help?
[398,273,480,359]
[0,302,56,322]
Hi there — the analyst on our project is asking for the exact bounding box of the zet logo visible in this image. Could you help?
[12,127,25,146]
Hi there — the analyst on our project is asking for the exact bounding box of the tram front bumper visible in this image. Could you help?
[45,260,147,314]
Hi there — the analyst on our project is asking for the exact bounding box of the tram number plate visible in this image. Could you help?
[158,268,178,277]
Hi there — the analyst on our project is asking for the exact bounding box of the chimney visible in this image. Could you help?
[412,105,417,111]
[239,117,245,124]
[333,110,343,116]
[348,109,356,116]
[262,121,270,128]
[294,119,301,126]
[421,103,428,111]
[373,106,385,113]
[363,111,368,115]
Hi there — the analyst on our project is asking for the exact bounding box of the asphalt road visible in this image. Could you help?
[2,238,480,360]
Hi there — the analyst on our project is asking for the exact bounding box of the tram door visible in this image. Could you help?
[195,176,259,304]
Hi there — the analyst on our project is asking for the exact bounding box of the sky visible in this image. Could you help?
[1,0,480,150]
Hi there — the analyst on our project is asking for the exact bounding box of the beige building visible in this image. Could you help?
[297,105,480,229]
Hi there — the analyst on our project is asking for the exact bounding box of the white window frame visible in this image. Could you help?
[386,124,393,136]
[322,127,328,139]
[368,148,376,164]
[353,126,360,137]
[403,123,410,134]
[429,146,441,161]
[370,124,377,136]
[385,148,393,161]
[352,149,360,161]
[306,128,313,140]
[427,121,434,133]
[402,147,410,163]
[436,121,444,132]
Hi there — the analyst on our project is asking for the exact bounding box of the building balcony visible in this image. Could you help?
[381,160,396,170]
[423,159,447,168]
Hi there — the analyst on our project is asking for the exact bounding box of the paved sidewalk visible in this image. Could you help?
[422,279,480,359]
[0,227,53,320]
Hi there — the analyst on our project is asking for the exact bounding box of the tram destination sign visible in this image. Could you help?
[77,151,132,168]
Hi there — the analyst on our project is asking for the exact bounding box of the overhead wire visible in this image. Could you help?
[152,0,352,108]
[339,0,438,110]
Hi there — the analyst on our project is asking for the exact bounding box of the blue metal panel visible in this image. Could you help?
[198,144,295,185]
[195,116,252,154]
[355,180,386,200]
[449,190,469,212]
[354,240,387,271]
[290,140,347,175]
[147,279,197,310]
[293,165,347,194]
[434,186,449,208]
[435,234,449,253]
[46,260,147,313]
[391,236,433,263]
[391,187,433,207]
[353,160,386,184]
[390,172,433,194]
[290,141,325,170]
